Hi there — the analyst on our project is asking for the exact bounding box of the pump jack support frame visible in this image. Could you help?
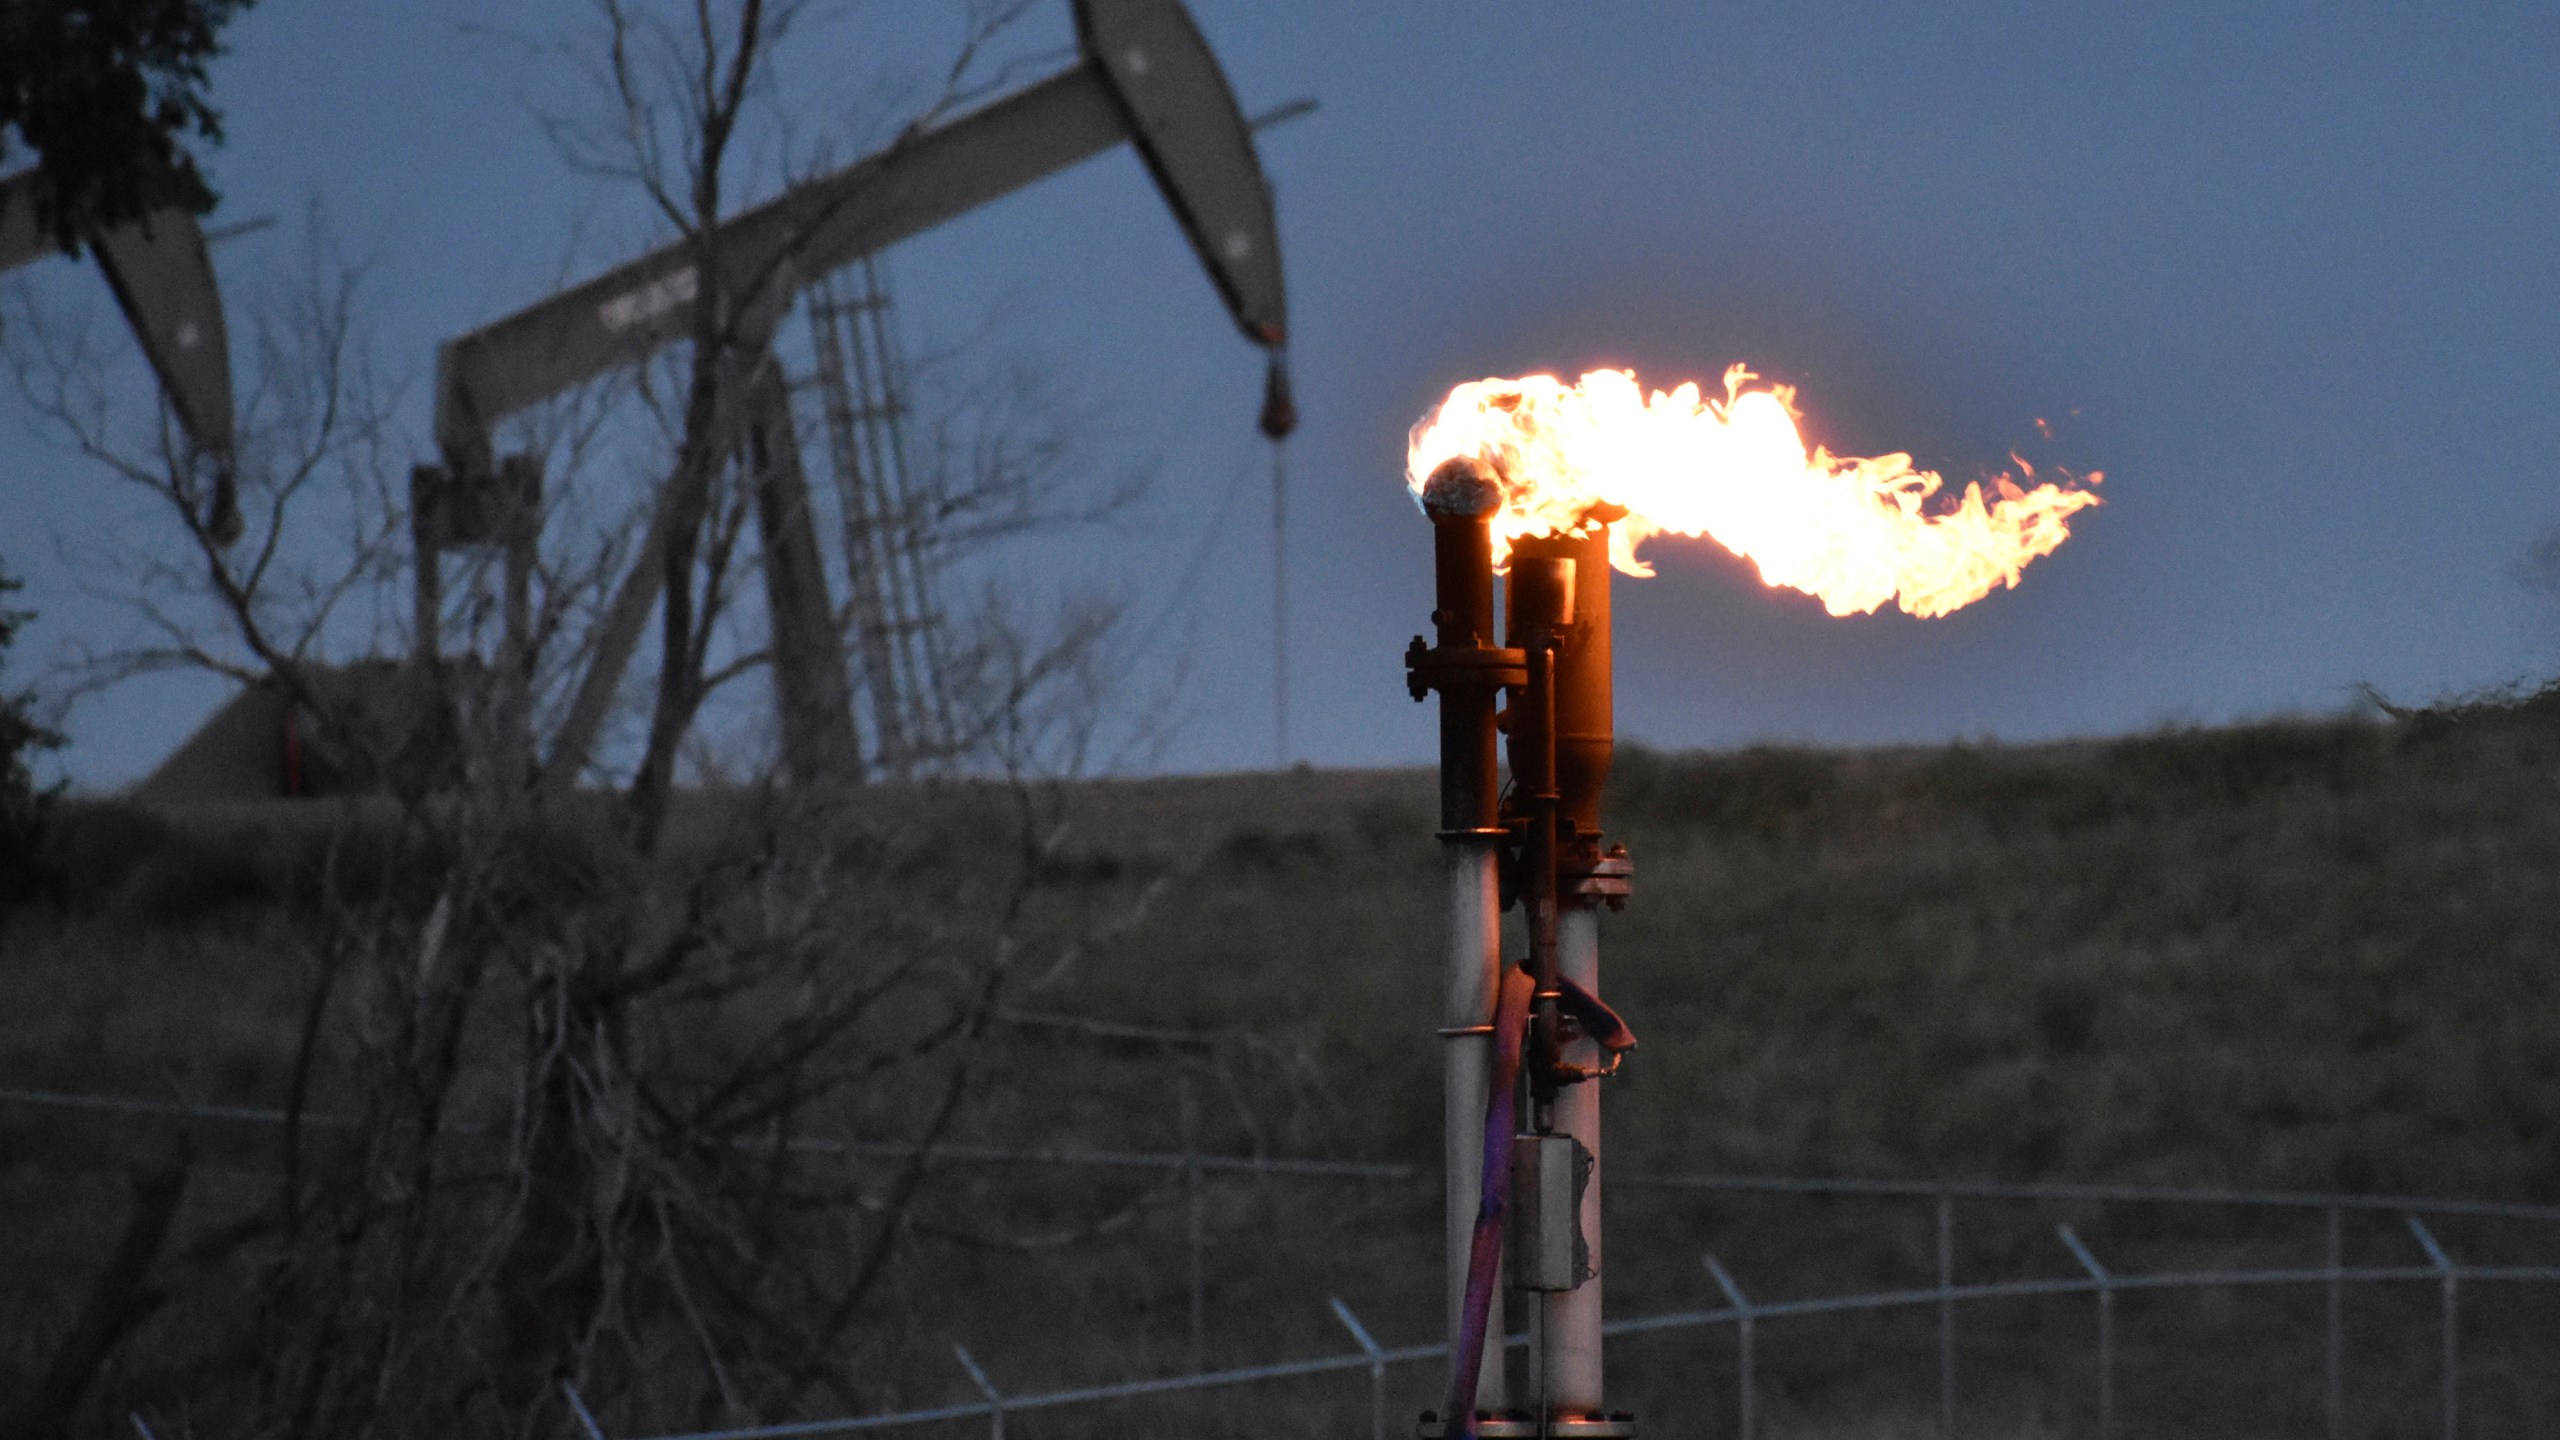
[420,0,1290,794]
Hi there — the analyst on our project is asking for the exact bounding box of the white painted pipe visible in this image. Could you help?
[1545,904,1604,1414]
[1444,840,1506,1409]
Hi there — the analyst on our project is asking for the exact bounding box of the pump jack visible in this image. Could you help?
[0,169,239,542]
[417,0,1293,794]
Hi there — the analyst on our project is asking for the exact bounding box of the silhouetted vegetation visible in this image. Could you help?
[11,699,2560,1436]
[0,557,59,915]
[0,0,255,250]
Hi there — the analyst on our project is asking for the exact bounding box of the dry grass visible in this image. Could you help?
[9,695,2560,1436]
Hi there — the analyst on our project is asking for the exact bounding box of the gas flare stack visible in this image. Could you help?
[1407,455,1638,1440]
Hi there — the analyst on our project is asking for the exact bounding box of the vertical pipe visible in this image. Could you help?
[1444,841,1506,1409]
[1502,541,1577,1127]
[2325,1205,2343,1440]
[1517,524,1613,1427]
[1508,628,1565,1121]
[1510,529,1613,842]
[1936,1192,1955,1437]
[1422,461,1506,1415]
[1544,907,1604,1415]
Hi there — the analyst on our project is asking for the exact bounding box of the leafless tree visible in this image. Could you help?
[3,214,408,729]
[496,0,1095,842]
[0,7,1192,1436]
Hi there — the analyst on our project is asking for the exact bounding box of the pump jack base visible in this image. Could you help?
[1415,1416,1636,1439]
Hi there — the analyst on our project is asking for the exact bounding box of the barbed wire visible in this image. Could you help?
[22,1083,2560,1215]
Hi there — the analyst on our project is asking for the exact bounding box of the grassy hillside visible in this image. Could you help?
[9,696,2560,1436]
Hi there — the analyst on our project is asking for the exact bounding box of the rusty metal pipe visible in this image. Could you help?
[1511,523,1620,1428]
[1546,905,1605,1415]
[1418,457,1510,1411]
[1505,556,1574,1118]
[1424,461,1503,836]
[1509,528,1613,840]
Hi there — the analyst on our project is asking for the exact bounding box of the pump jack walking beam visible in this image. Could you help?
[424,0,1290,791]
[0,168,239,541]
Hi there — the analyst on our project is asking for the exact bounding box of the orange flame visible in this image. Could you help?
[1407,367,2101,618]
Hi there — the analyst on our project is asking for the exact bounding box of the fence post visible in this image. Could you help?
[2057,1224,2113,1439]
[953,1342,1006,1440]
[1936,1189,1956,1437]
[2325,1204,2344,1440]
[2406,1215,2458,1440]
[1183,1076,1206,1373]
[561,1381,609,1440]
[1331,1296,1389,1440]
[1704,1253,1756,1440]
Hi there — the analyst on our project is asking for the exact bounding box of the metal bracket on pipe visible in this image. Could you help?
[1559,846,1633,905]
[1419,1421,1637,1439]
[1508,1133,1594,1291]
[1406,638,1529,701]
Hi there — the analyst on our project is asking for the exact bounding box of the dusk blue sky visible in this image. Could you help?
[7,1,2560,788]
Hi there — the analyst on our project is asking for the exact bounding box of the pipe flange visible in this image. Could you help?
[1416,1418,1637,1439]
[1560,850,1633,902]
[1407,640,1530,700]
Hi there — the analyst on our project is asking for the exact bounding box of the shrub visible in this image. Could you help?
[0,556,61,911]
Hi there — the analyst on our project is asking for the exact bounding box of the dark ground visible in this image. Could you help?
[10,694,2560,1437]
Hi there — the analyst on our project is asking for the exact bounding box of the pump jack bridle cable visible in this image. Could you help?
[1259,348,1296,769]
[1270,432,1288,766]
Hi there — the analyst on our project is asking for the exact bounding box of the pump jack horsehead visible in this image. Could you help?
[0,168,240,544]
[418,0,1295,794]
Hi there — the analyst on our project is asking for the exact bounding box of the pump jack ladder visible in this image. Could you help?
[806,262,956,777]
[419,0,1291,792]
[0,168,239,539]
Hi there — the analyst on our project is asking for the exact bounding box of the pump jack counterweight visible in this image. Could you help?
[1,167,239,543]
